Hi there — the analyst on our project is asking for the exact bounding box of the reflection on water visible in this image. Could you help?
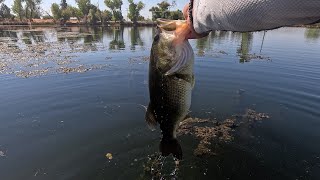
[109,27,125,50]
[130,27,144,50]
[305,28,320,40]
[237,32,253,63]
[196,35,210,56]
[1,26,318,59]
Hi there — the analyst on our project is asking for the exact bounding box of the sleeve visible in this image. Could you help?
[192,0,320,33]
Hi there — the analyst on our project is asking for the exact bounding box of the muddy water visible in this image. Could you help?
[0,26,319,179]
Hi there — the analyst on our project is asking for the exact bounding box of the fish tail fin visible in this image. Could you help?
[160,138,182,160]
[145,104,157,131]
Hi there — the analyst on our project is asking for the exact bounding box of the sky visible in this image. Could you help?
[4,0,188,19]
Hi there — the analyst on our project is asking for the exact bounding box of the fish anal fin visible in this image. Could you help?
[145,104,157,131]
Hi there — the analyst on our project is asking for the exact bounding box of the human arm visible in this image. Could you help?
[184,0,320,38]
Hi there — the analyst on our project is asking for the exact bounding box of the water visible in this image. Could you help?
[0,26,319,180]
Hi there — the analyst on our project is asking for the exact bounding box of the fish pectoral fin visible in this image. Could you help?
[145,104,157,131]
[173,74,194,85]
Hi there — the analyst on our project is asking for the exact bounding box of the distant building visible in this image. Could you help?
[68,17,79,24]
[70,17,78,21]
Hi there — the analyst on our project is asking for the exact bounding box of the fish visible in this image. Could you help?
[145,18,195,160]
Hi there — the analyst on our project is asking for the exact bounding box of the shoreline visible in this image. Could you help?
[0,22,319,29]
[0,21,157,27]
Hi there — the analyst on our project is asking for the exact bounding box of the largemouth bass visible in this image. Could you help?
[146,19,195,159]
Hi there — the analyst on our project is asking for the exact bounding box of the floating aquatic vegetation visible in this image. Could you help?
[15,68,50,78]
[128,56,150,64]
[177,109,270,157]
[178,117,237,157]
[57,32,94,39]
[239,53,271,62]
[244,108,270,121]
[57,64,108,74]
[0,40,110,77]
[0,150,5,157]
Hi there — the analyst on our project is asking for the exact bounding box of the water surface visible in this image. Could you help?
[0,26,319,180]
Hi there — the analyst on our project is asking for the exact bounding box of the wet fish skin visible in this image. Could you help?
[145,19,194,159]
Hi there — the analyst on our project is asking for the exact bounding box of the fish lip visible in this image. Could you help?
[156,18,186,22]
[156,18,187,25]
[156,18,187,32]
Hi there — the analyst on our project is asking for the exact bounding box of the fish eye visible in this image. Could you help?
[154,34,160,42]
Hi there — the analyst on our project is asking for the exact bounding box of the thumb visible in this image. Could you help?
[183,4,189,20]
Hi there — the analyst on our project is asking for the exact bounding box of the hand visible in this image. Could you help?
[183,4,210,39]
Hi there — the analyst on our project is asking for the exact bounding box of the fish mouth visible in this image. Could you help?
[155,19,193,75]
[156,18,187,32]
[156,18,190,46]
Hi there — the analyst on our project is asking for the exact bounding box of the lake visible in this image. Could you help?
[0,26,319,180]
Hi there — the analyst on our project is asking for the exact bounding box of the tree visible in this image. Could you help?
[158,1,170,18]
[12,0,24,20]
[104,0,123,22]
[87,5,98,24]
[42,15,52,19]
[169,10,183,20]
[305,28,320,40]
[0,4,12,19]
[127,0,144,23]
[51,3,61,20]
[60,0,67,9]
[61,8,72,21]
[158,1,170,11]
[95,9,103,23]
[25,0,42,19]
[76,0,91,17]
[137,15,144,21]
[60,6,83,21]
[149,6,161,21]
[149,1,182,20]
[105,0,123,11]
[102,10,112,23]
[112,10,123,22]
[70,6,83,21]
